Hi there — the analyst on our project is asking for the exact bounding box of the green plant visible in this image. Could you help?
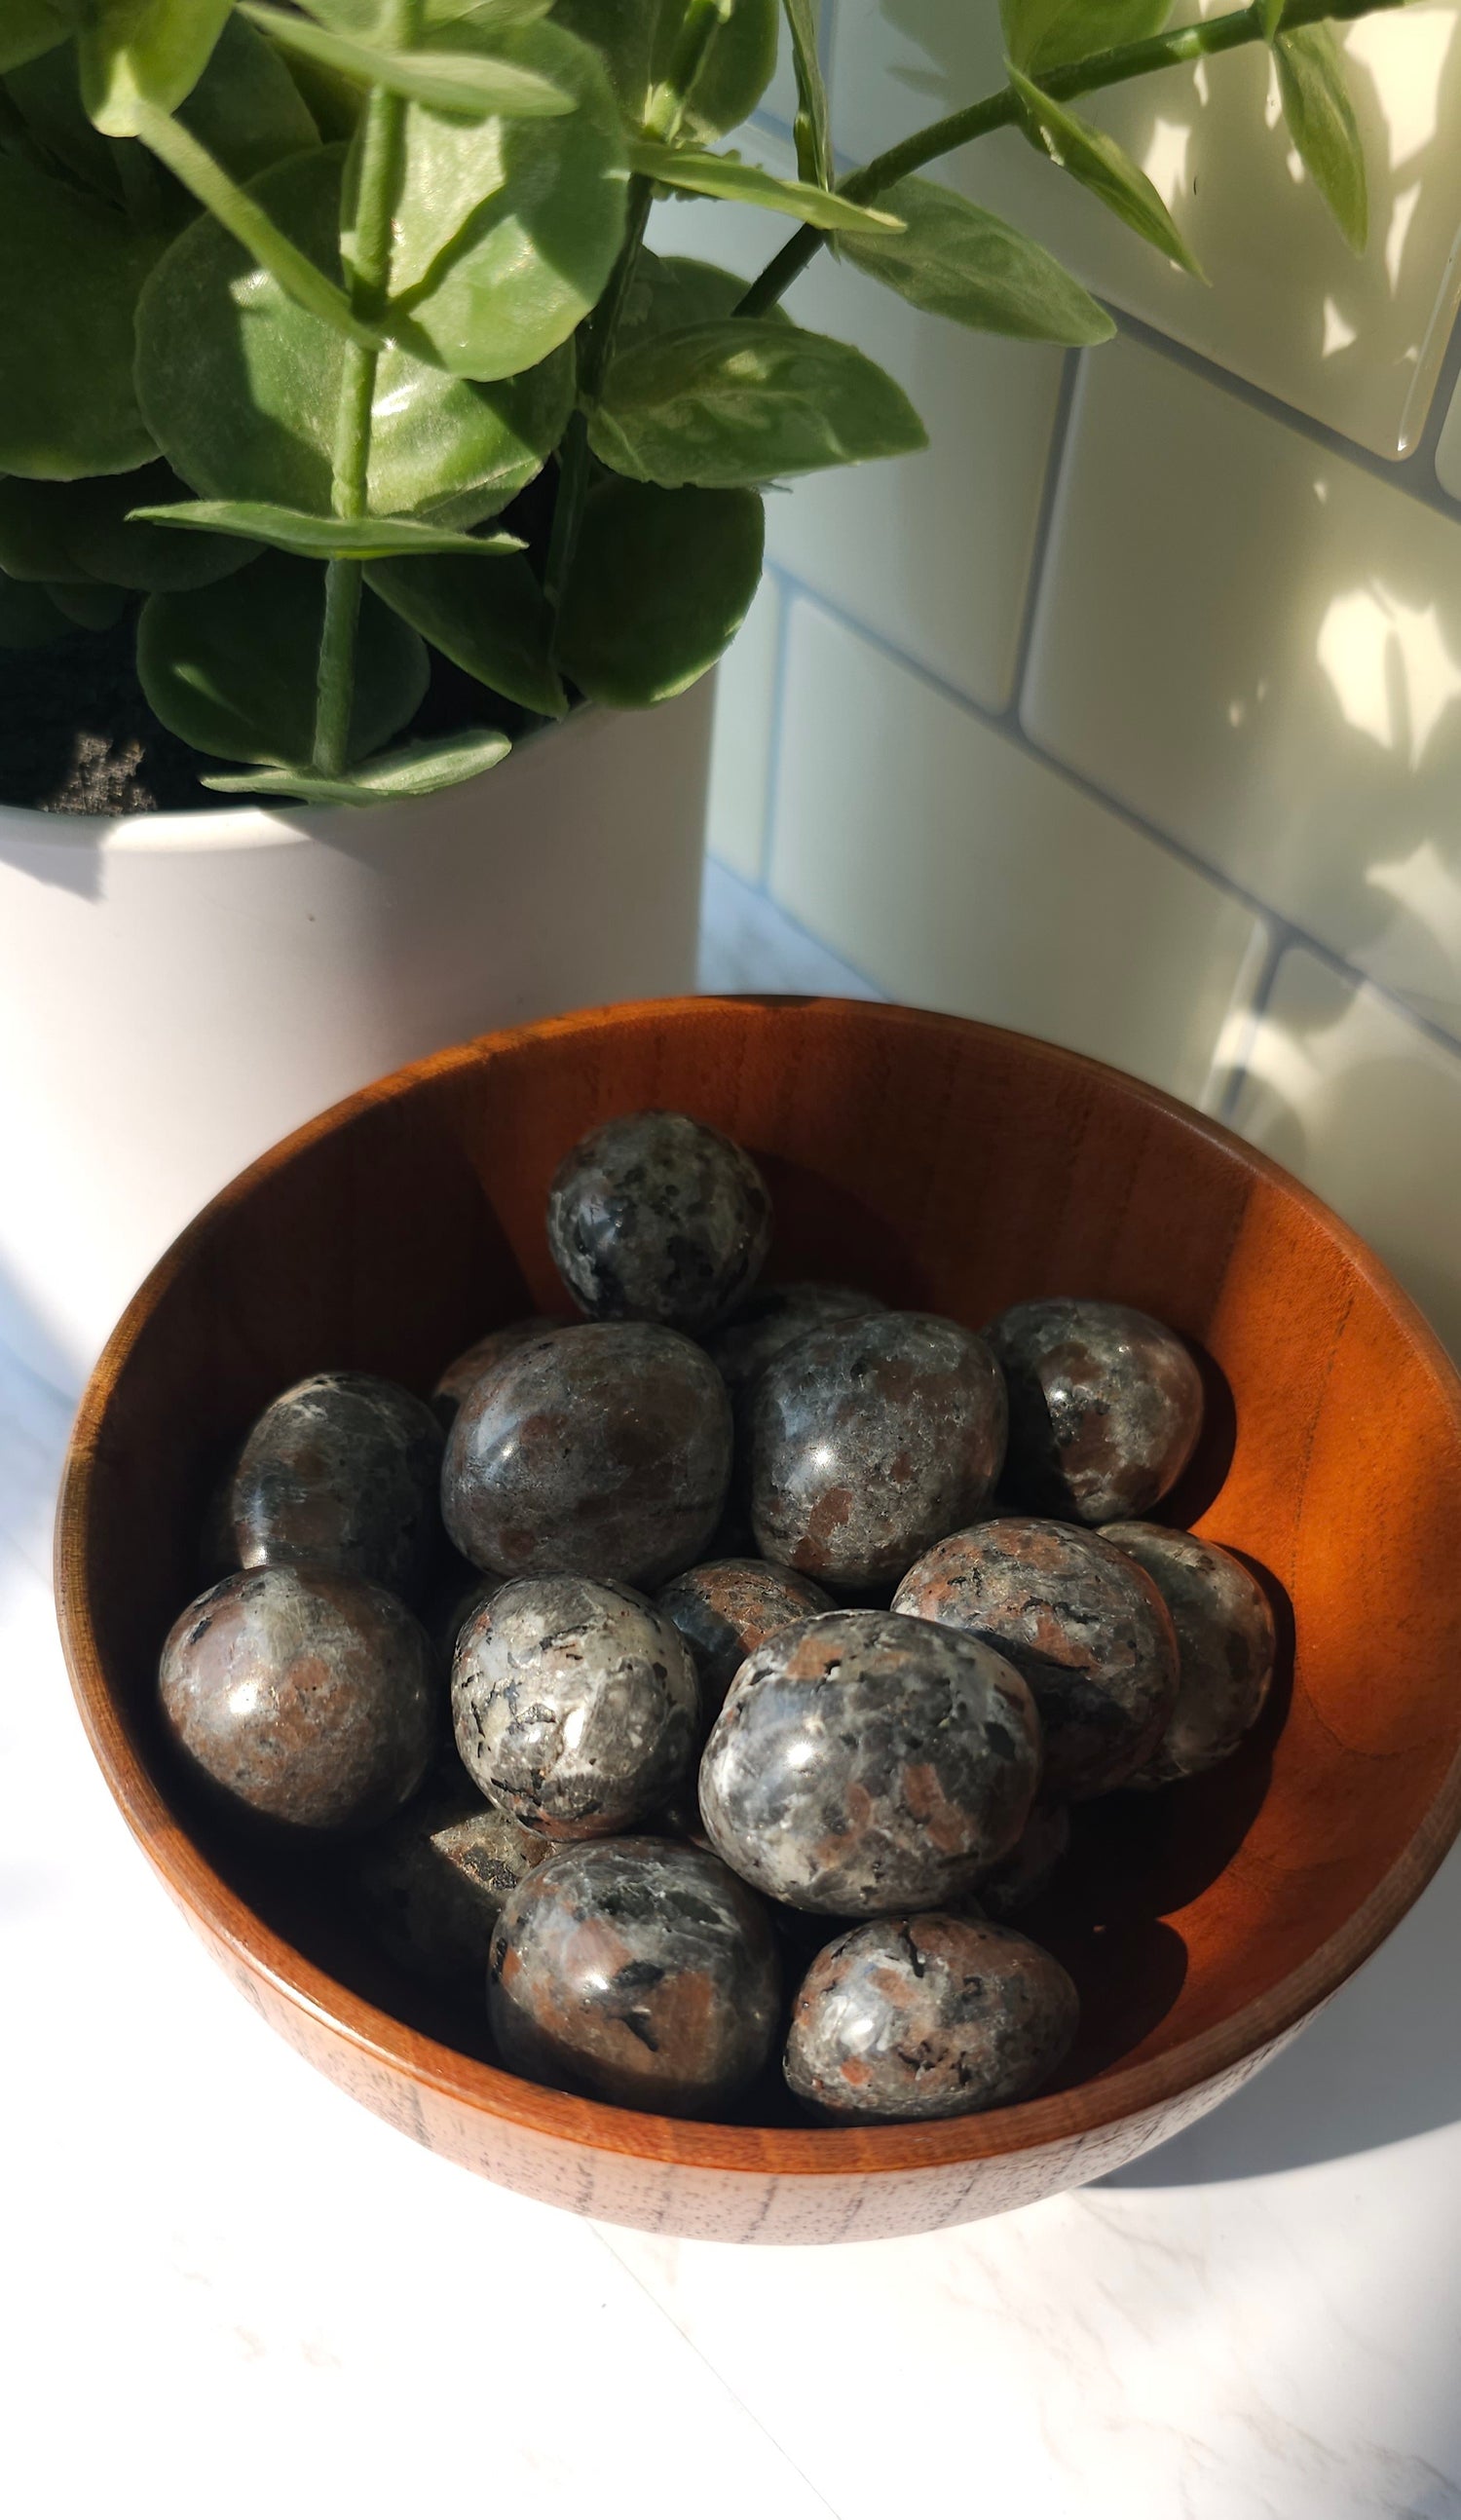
[0,0,1407,807]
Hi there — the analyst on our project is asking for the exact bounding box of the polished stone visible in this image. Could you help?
[231,1371,445,1600]
[656,1557,834,1728]
[441,1321,732,1589]
[488,1837,781,2115]
[784,1913,1079,2123]
[1103,1522,1277,1787]
[985,1298,1203,1525]
[547,1109,771,1334]
[431,1318,569,1430]
[356,1773,552,1986]
[704,1281,887,1401]
[749,1311,1007,1589]
[699,1607,1039,1915]
[158,1563,436,1834]
[452,1574,700,1838]
[894,1518,1179,1801]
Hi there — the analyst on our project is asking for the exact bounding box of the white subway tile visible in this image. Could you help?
[648,131,1065,707]
[1435,364,1461,501]
[704,571,781,882]
[1229,947,1461,1356]
[768,597,1268,1108]
[831,0,1461,458]
[1024,336,1461,1040]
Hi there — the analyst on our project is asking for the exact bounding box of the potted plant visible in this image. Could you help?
[0,0,1387,1384]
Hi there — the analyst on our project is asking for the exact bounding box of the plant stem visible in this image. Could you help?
[735,0,1405,316]
[544,169,655,612]
[312,3,417,776]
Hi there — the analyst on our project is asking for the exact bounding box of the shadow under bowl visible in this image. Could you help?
[55,997,1461,2242]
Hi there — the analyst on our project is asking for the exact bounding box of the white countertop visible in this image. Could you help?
[6,1326,1461,2520]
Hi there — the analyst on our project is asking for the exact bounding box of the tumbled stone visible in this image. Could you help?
[784,1914,1078,2122]
[1104,1522,1276,1786]
[547,1108,771,1334]
[972,1800,1071,1919]
[231,1371,444,1599]
[431,1318,569,1428]
[356,1775,553,1986]
[488,1837,781,2114]
[985,1297,1203,1524]
[441,1321,731,1588]
[656,1557,834,1729]
[749,1312,1007,1590]
[699,1607,1039,1915]
[894,1518,1179,1801]
[704,1281,886,1401]
[452,1574,700,1838]
[158,1564,435,1833]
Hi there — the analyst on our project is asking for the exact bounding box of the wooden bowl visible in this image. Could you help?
[56,997,1461,2243]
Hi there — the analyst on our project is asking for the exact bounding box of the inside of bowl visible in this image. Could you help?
[74,997,1461,2115]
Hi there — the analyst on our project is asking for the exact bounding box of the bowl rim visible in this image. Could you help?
[54,994,1461,2182]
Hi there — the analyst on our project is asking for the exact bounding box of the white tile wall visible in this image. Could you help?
[689,1,1461,1361]
[1023,335,1461,1035]
[768,598,1268,1107]
[1229,948,1461,1355]
[650,140,1067,705]
[830,0,1461,459]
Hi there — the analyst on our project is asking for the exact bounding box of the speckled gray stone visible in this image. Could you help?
[699,1607,1040,1915]
[704,1282,887,1400]
[547,1109,771,1334]
[488,1837,781,2114]
[749,1312,1008,1590]
[158,1564,435,1833]
[894,1517,1180,1802]
[431,1318,569,1429]
[441,1322,732,1588]
[451,1575,700,1838]
[784,1913,1079,2122]
[230,1372,445,1599]
[985,1298,1203,1525]
[356,1776,553,1985]
[972,1800,1071,1919]
[1104,1522,1276,1786]
[656,1558,834,1729]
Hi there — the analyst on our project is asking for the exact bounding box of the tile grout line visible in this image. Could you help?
[759,565,1461,1072]
[1213,918,1299,1125]
[754,563,802,899]
[1003,345,1085,726]
[587,2226,847,2520]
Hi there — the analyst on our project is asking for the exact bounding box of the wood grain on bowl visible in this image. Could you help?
[55,997,1461,2242]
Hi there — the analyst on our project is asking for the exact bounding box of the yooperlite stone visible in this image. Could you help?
[231,1371,444,1599]
[699,1607,1040,1915]
[894,1518,1179,1801]
[985,1298,1203,1524]
[1104,1522,1276,1786]
[973,1800,1071,1919]
[356,1775,552,1986]
[158,1564,435,1833]
[784,1914,1078,2122]
[656,1558,834,1729]
[452,1575,700,1838]
[488,1837,781,2114]
[431,1571,503,1673]
[547,1109,771,1334]
[441,1322,731,1588]
[704,1282,886,1401]
[749,1311,1007,1590]
[431,1318,568,1429]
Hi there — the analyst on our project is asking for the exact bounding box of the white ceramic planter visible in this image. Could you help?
[0,684,712,1393]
